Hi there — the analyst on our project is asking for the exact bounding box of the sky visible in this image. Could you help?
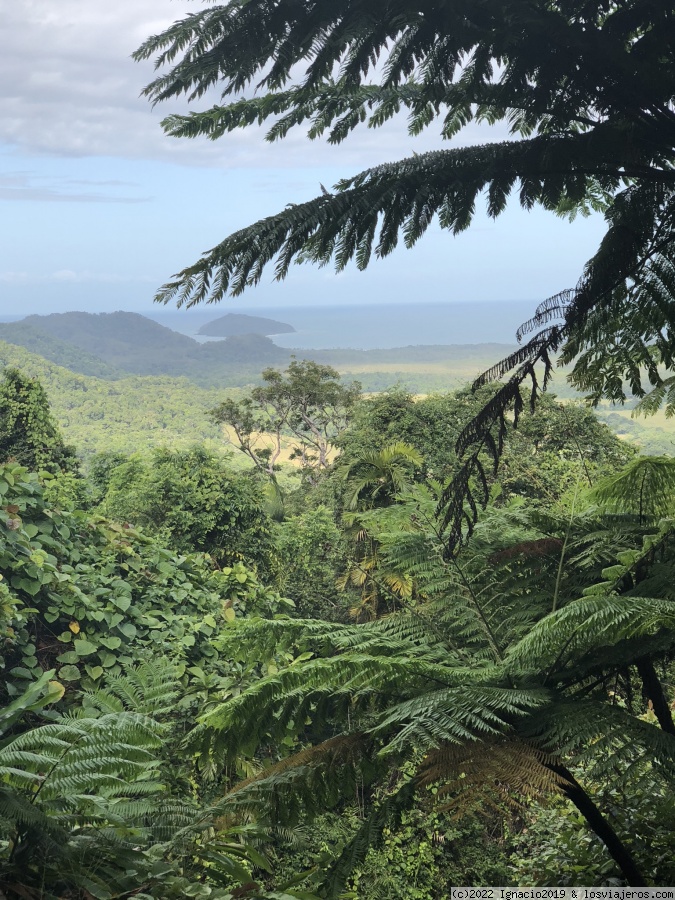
[0,0,610,320]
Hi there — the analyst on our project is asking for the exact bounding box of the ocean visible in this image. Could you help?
[146,301,536,349]
[0,301,539,350]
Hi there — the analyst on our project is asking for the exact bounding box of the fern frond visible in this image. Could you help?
[589,457,675,522]
[371,686,550,755]
[524,699,675,783]
[506,596,675,679]
[191,652,486,763]
[440,183,675,553]
[417,739,569,818]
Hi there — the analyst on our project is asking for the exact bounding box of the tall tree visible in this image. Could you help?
[0,368,78,475]
[211,360,360,482]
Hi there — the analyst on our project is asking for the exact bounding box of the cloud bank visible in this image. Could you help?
[0,0,510,170]
[0,171,149,202]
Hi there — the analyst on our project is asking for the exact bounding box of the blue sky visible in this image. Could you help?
[0,0,609,318]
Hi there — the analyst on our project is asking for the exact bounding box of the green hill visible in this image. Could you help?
[0,340,231,457]
[0,320,123,379]
[2,312,290,385]
[20,311,199,374]
[198,312,295,336]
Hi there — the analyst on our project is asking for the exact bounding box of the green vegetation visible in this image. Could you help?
[0,340,230,457]
[0,368,78,475]
[2,351,675,895]
[6,319,673,460]
[97,446,273,571]
[0,320,124,378]
[3,0,675,892]
[199,313,295,337]
[595,407,675,457]
[211,360,361,481]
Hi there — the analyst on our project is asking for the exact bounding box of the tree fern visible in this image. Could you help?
[506,596,675,680]
[0,705,165,897]
[191,488,675,889]
[589,457,675,524]
[440,183,675,552]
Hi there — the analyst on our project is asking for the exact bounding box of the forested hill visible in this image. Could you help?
[198,312,295,336]
[0,312,289,383]
[0,339,228,456]
[0,311,518,391]
[0,319,125,379]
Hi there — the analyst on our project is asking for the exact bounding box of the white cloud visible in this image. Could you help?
[0,269,155,284]
[0,171,149,202]
[0,0,192,160]
[0,0,511,169]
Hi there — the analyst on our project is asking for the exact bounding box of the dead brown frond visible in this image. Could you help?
[416,739,571,820]
[489,538,564,565]
[226,732,369,796]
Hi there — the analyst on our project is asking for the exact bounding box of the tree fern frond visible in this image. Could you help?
[230,733,370,798]
[371,686,550,755]
[417,739,568,818]
[525,700,675,783]
[506,596,675,679]
[150,135,649,308]
[439,183,675,553]
[83,663,182,720]
[191,652,487,763]
[589,457,675,523]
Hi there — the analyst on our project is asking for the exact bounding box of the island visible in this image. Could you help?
[197,313,295,337]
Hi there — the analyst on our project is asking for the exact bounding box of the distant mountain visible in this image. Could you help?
[0,310,526,394]
[198,313,295,337]
[5,312,290,384]
[19,311,199,375]
[0,320,123,379]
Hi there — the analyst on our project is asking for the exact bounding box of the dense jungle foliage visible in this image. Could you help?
[2,329,674,460]
[4,0,675,891]
[1,358,674,898]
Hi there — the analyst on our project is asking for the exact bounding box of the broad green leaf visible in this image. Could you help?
[73,639,98,657]
[58,664,80,681]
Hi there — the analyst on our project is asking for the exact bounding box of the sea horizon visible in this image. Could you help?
[0,300,537,351]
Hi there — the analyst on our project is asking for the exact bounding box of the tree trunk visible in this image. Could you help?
[550,764,648,887]
[636,656,675,735]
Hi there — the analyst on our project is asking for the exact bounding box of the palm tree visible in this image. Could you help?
[339,442,424,513]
